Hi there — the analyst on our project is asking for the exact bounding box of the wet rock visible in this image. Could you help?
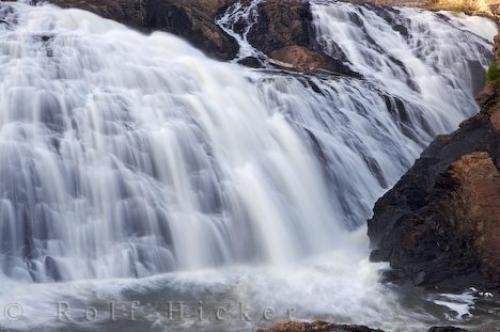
[143,0,238,60]
[41,0,145,26]
[468,60,488,96]
[238,56,265,68]
[38,0,360,75]
[369,114,500,290]
[247,0,314,55]
[269,45,359,76]
[41,0,238,60]
[44,256,63,282]
[428,327,468,332]
[246,0,358,76]
[256,320,385,332]
[367,35,500,290]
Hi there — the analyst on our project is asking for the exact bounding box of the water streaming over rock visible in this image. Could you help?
[0,0,495,289]
[0,1,498,331]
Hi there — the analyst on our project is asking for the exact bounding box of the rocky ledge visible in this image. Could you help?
[244,0,358,75]
[32,0,358,76]
[256,320,385,332]
[368,34,500,290]
[256,321,469,332]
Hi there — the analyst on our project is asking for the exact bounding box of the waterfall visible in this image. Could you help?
[0,0,495,286]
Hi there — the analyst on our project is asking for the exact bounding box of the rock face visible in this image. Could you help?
[142,0,238,60]
[43,0,238,60]
[368,36,500,290]
[247,0,314,55]
[246,0,358,75]
[39,0,358,75]
[256,320,385,332]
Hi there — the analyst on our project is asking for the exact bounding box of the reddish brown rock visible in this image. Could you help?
[368,34,500,290]
[269,45,341,73]
[246,0,358,76]
[368,99,500,289]
[447,152,500,282]
[491,106,500,129]
[256,320,384,332]
[495,33,500,67]
[256,321,471,332]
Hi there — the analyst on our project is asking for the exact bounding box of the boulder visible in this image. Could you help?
[44,0,144,26]
[142,0,238,60]
[269,45,358,75]
[368,35,500,290]
[256,320,385,332]
[428,327,468,332]
[43,0,238,60]
[247,0,314,54]
[246,0,358,76]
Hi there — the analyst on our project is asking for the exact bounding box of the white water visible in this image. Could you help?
[0,0,496,331]
[216,0,265,62]
[312,2,495,119]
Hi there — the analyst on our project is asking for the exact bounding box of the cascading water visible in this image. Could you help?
[0,0,497,331]
[0,1,348,282]
[216,0,265,62]
[217,0,495,228]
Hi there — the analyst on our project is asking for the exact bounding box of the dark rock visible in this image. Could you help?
[41,0,239,60]
[38,0,360,76]
[413,271,426,286]
[468,60,487,96]
[246,0,359,76]
[427,327,468,332]
[256,320,385,332]
[247,0,314,55]
[143,0,238,60]
[269,45,361,77]
[393,24,409,38]
[40,0,145,26]
[44,256,63,282]
[238,56,264,68]
[367,34,500,290]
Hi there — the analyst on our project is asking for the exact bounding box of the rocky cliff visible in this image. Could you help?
[368,34,500,290]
